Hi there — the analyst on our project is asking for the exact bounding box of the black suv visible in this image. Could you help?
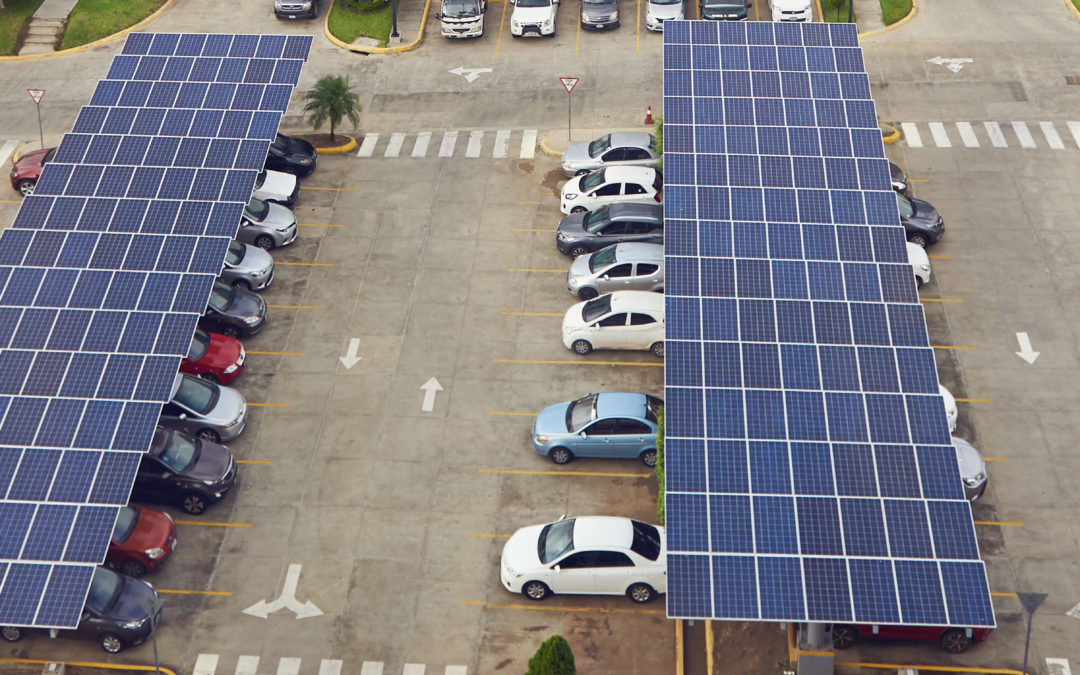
[267,133,317,177]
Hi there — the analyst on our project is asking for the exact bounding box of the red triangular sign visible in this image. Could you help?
[559,77,579,94]
[27,89,45,105]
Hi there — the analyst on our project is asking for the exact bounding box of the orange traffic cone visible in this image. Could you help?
[644,106,653,125]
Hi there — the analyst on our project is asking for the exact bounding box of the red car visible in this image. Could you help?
[9,147,54,196]
[181,329,245,385]
[105,505,177,577]
[832,623,993,654]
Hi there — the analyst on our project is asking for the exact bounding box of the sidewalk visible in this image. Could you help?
[19,0,80,55]
[852,0,886,33]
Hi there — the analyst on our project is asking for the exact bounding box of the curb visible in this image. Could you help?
[0,658,177,675]
[312,135,357,154]
[858,0,917,40]
[0,0,176,61]
[881,123,900,144]
[537,130,561,158]
[323,0,432,54]
[1067,0,1080,22]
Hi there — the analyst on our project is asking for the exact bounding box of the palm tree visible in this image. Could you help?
[302,75,362,142]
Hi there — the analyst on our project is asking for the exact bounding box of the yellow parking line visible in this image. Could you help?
[0,200,21,204]
[507,268,565,273]
[0,659,177,675]
[267,304,319,309]
[246,350,305,356]
[480,468,651,478]
[754,0,759,18]
[502,311,563,317]
[298,222,345,228]
[513,228,557,233]
[462,599,665,616]
[910,178,931,183]
[158,589,232,596]
[494,0,508,57]
[249,402,289,407]
[274,261,333,267]
[470,532,512,538]
[575,10,582,56]
[518,200,540,205]
[174,520,253,527]
[991,592,1018,598]
[931,345,977,350]
[973,521,1025,527]
[487,411,538,416]
[928,254,950,259]
[299,186,354,191]
[237,459,272,465]
[984,457,1007,462]
[955,398,992,403]
[635,0,641,53]
[496,358,663,367]
[836,662,1024,675]
[921,298,963,303]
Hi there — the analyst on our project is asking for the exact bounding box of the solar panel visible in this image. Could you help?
[662,21,994,629]
[0,32,311,629]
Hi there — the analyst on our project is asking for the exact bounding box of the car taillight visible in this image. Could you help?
[654,194,661,202]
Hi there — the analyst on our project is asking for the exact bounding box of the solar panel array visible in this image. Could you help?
[661,20,994,628]
[0,32,311,629]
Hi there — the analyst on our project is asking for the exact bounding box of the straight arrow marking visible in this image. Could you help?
[420,377,443,412]
[339,337,362,369]
[1015,331,1040,364]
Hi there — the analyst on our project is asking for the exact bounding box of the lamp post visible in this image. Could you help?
[391,0,400,39]
[136,595,165,675]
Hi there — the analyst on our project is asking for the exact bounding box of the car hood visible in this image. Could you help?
[567,252,594,280]
[188,437,235,482]
[502,524,545,571]
[952,437,985,481]
[124,507,173,551]
[582,2,616,17]
[700,3,746,18]
[261,202,296,229]
[557,212,590,238]
[561,143,595,166]
[232,244,274,275]
[561,174,585,197]
[534,401,572,436]
[906,197,941,227]
[220,288,264,320]
[205,332,244,368]
[514,5,555,20]
[906,242,930,269]
[283,136,316,156]
[262,170,297,198]
[562,301,589,332]
[14,148,52,171]
[103,574,157,621]
[647,1,683,18]
[771,0,807,8]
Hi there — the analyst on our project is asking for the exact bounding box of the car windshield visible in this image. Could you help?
[651,0,680,5]
[156,430,200,472]
[645,395,663,423]
[85,568,122,614]
[589,245,619,272]
[537,518,575,564]
[254,170,267,189]
[111,506,138,544]
[272,134,289,151]
[174,375,218,415]
[587,136,612,159]
[188,330,210,361]
[580,168,607,192]
[208,281,234,312]
[517,0,551,6]
[583,205,612,233]
[896,193,915,218]
[566,393,598,432]
[443,0,479,15]
[703,1,742,8]
[225,240,246,266]
[245,196,269,221]
[631,520,662,561]
[582,294,612,323]
[42,148,57,164]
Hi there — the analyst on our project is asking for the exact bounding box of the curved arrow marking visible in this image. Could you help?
[243,564,323,619]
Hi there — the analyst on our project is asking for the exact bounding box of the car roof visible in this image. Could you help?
[608,290,665,313]
[613,242,664,263]
[573,516,633,550]
[601,165,657,182]
[608,201,663,219]
[595,392,648,419]
[608,131,654,150]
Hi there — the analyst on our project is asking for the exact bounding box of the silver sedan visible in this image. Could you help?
[218,240,274,291]
[238,197,298,250]
[158,373,247,444]
[567,242,664,300]
[560,131,660,178]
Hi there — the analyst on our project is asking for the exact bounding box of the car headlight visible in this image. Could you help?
[249,270,263,277]
[543,18,553,27]
[964,473,985,487]
[298,157,314,165]
[122,618,147,630]
[563,325,577,335]
[146,547,165,559]
[534,435,549,444]
[608,11,618,19]
[919,264,930,272]
[224,363,239,374]
[204,477,219,485]
[505,564,523,578]
[564,193,578,200]
[512,19,521,28]
[276,221,295,232]
[557,231,571,241]
[563,161,575,170]
[243,315,260,325]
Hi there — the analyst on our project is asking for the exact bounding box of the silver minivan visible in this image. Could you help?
[218,240,274,291]
[158,373,247,443]
[567,242,664,300]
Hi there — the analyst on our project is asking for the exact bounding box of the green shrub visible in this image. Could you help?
[526,634,576,675]
[656,406,665,524]
[654,116,664,169]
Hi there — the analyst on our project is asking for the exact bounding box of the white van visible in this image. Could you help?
[436,0,486,38]
[770,0,811,21]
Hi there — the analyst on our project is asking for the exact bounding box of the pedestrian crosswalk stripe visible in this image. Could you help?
[494,129,510,158]
[1012,121,1036,148]
[319,660,344,675]
[276,657,301,675]
[1069,122,1080,150]
[1040,121,1065,149]
[445,667,468,675]
[439,131,458,157]
[360,663,385,675]
[521,129,537,159]
[466,130,483,158]
[412,131,431,157]
[901,121,1080,149]
[194,653,219,675]
[353,129,539,159]
[194,655,461,675]
[403,665,426,675]
[983,121,1008,147]
[928,122,951,148]
[955,121,979,147]
[385,132,405,157]
[0,140,19,170]
[236,655,259,675]
[900,122,923,148]
[357,133,379,157]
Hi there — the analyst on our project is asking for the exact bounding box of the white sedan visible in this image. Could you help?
[560,166,662,215]
[251,169,299,207]
[562,290,665,357]
[500,516,667,603]
[940,383,958,432]
[907,241,931,287]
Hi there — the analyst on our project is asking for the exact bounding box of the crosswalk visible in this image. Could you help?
[899,120,1080,150]
[356,129,538,160]
[193,654,467,675]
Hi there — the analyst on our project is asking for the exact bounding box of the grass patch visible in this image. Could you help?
[328,0,393,47]
[0,0,44,55]
[60,0,163,50]
[880,0,912,24]
[819,0,853,23]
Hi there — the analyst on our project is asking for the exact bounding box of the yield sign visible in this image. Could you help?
[26,89,45,105]
[559,77,579,94]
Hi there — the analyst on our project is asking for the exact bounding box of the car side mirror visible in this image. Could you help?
[602,275,610,281]
[553,565,561,572]
[162,472,171,479]
[178,413,187,420]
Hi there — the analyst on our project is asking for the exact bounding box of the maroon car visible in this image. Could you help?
[105,505,177,578]
[9,147,54,196]
[832,623,993,654]
[181,329,245,385]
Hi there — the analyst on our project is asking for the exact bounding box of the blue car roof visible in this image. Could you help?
[595,392,647,419]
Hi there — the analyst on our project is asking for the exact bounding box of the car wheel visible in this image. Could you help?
[119,559,147,578]
[254,235,275,250]
[627,583,654,603]
[221,326,240,339]
[548,447,574,465]
[571,339,592,355]
[915,275,924,288]
[578,287,598,300]
[15,179,35,197]
[522,581,550,601]
[196,428,221,443]
[571,206,588,214]
[650,341,664,358]
[232,278,252,291]
[940,629,972,654]
[1,626,23,642]
[198,372,220,385]
[908,233,928,248]
[100,633,125,653]
[511,32,520,38]
[569,245,590,258]
[831,625,857,650]
[640,449,658,467]
[181,492,208,515]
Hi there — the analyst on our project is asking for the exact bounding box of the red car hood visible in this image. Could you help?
[116,506,173,553]
[203,331,243,368]
[13,147,52,172]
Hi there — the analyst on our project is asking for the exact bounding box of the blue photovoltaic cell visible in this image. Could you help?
[662,20,993,629]
[0,32,309,630]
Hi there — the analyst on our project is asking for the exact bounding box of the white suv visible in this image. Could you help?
[510,0,560,37]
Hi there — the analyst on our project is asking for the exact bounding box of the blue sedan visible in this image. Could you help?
[532,393,663,466]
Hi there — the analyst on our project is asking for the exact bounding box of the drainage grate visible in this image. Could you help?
[1066,75,1080,85]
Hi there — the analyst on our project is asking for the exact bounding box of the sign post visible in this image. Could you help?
[559,77,579,142]
[27,89,46,149]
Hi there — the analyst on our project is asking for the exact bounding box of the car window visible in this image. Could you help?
[162,402,184,417]
[583,206,612,232]
[582,294,612,322]
[637,263,659,276]
[597,312,627,328]
[245,196,270,221]
[624,221,648,234]
[588,245,618,272]
[623,148,652,161]
[631,520,662,560]
[188,330,211,361]
[538,518,575,563]
[630,313,656,326]
[581,168,607,192]
[156,431,198,472]
[254,170,267,189]
[606,263,633,278]
[645,221,663,234]
[595,551,634,567]
[624,183,647,195]
[225,240,246,266]
[896,193,915,218]
[587,135,612,158]
[601,148,625,162]
[585,419,617,435]
[614,418,652,435]
[111,506,137,543]
[600,222,626,235]
[86,568,121,614]
[208,282,234,311]
[594,183,621,197]
[173,375,218,415]
[645,396,664,423]
[558,551,599,569]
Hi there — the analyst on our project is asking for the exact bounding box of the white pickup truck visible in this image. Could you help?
[510,0,560,37]
[436,0,486,38]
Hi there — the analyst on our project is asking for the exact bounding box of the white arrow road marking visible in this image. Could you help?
[1012,121,1036,148]
[955,122,979,147]
[520,129,537,159]
[983,121,1008,147]
[412,131,431,157]
[1015,332,1040,364]
[420,377,443,412]
[243,564,323,619]
[901,123,923,148]
[339,337,362,369]
[1067,601,1080,619]
[1040,121,1065,150]
[356,133,379,157]
[236,656,260,675]
[928,122,951,147]
[1047,658,1073,675]
[448,66,493,83]
[439,131,458,157]
[927,56,973,73]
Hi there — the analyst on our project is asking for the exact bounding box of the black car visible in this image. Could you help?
[199,281,267,338]
[556,202,664,258]
[266,133,317,177]
[1,567,161,654]
[132,428,238,515]
[889,161,908,195]
[896,192,944,247]
[698,0,750,20]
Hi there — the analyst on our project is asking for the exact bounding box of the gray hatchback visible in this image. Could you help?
[556,201,663,257]
[567,242,664,300]
[560,132,659,177]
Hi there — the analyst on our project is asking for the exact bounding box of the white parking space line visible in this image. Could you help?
[357,133,379,157]
[412,131,431,157]
[1012,121,1037,148]
[928,122,951,147]
[384,132,405,157]
[1047,658,1073,675]
[439,131,458,157]
[955,122,979,147]
[1067,122,1080,149]
[520,129,537,158]
[901,123,923,147]
[235,656,260,675]
[276,658,301,675]
[0,140,19,169]
[1040,121,1065,149]
[403,665,426,675]
[360,663,385,675]
[445,667,468,675]
[194,654,219,675]
[319,660,344,675]
[983,121,1008,147]
[466,130,483,158]
[494,130,510,158]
